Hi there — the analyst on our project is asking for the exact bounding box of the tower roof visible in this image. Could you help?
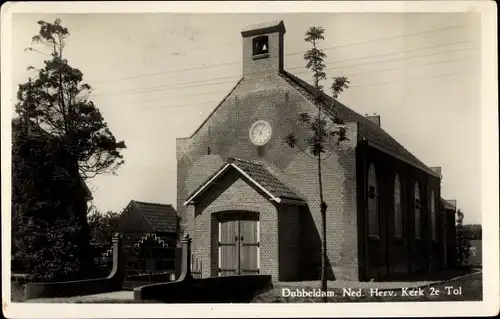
[241,20,286,37]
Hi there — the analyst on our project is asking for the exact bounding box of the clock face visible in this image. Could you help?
[249,120,272,146]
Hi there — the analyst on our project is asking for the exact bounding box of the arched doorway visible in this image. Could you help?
[218,211,260,276]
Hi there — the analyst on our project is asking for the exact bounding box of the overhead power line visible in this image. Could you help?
[118,88,232,104]
[125,165,176,172]
[286,24,470,57]
[332,56,473,78]
[141,99,223,111]
[105,56,472,105]
[114,69,470,110]
[92,24,469,84]
[287,40,473,71]
[92,76,240,97]
[293,47,474,76]
[325,70,471,90]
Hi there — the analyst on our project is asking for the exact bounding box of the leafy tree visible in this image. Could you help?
[12,119,95,281]
[88,209,121,252]
[455,209,471,267]
[12,19,125,280]
[17,19,126,179]
[462,224,482,240]
[284,26,350,302]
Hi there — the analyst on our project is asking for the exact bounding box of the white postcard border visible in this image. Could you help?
[1,1,498,318]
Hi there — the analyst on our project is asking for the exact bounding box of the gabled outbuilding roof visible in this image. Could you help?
[117,200,179,233]
[133,201,179,233]
[184,158,304,206]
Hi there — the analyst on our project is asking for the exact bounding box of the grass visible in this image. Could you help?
[11,280,26,302]
[11,270,482,304]
[10,280,144,304]
[25,298,162,303]
[252,271,483,303]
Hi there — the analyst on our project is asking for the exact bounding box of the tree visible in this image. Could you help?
[88,209,121,252]
[284,26,350,302]
[13,19,125,280]
[16,19,126,179]
[12,119,96,280]
[455,209,471,267]
[462,224,482,240]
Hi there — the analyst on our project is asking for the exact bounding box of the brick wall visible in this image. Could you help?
[277,204,301,281]
[176,70,360,281]
[242,30,284,76]
[175,21,363,280]
[444,208,457,267]
[194,169,279,279]
[357,141,443,280]
[173,22,447,282]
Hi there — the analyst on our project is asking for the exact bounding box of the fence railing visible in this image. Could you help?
[94,249,113,278]
[93,236,187,284]
[191,254,203,279]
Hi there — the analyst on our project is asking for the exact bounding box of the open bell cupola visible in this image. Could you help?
[241,20,286,76]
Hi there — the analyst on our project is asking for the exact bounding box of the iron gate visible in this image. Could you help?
[124,233,177,287]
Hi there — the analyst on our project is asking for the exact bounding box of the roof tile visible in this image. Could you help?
[186,158,303,204]
[230,158,302,201]
[133,201,178,233]
[280,71,430,170]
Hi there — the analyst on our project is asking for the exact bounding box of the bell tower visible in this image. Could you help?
[241,20,286,76]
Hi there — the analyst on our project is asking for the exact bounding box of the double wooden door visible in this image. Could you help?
[218,212,259,276]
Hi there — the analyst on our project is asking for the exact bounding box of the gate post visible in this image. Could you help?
[177,234,193,282]
[109,232,126,288]
[148,242,153,282]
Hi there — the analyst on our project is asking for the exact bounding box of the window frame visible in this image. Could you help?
[414,182,422,240]
[394,174,403,239]
[430,189,437,242]
[252,35,269,57]
[367,164,379,238]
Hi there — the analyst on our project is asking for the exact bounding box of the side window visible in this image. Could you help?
[367,164,379,237]
[431,190,437,241]
[414,182,421,239]
[394,174,403,238]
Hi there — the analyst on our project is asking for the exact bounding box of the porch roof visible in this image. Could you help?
[183,158,304,206]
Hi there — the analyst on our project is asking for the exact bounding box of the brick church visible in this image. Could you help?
[176,20,456,282]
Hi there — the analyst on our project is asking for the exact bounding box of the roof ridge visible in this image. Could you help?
[190,77,244,138]
[281,71,365,119]
[184,157,304,205]
[130,201,156,231]
[229,157,264,165]
[281,70,432,172]
[133,200,173,207]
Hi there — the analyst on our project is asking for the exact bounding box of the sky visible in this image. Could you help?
[9,12,482,224]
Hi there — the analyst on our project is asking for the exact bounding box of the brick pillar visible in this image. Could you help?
[108,232,127,289]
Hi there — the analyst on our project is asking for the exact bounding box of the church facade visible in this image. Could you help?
[176,20,455,281]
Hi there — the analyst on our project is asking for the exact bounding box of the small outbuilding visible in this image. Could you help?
[114,200,180,248]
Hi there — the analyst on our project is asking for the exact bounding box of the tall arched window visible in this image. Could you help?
[367,164,378,237]
[394,174,403,238]
[414,182,421,239]
[431,190,437,241]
